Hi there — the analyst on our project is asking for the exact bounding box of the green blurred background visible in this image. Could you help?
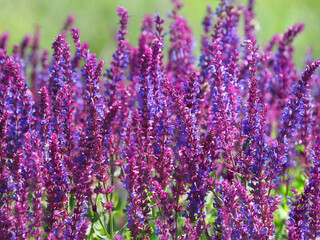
[1,0,320,68]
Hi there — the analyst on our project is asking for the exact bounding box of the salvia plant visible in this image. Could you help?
[1,0,320,239]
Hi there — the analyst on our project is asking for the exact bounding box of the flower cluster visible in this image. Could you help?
[1,0,320,239]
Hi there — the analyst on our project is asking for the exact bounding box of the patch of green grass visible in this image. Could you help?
[1,0,320,67]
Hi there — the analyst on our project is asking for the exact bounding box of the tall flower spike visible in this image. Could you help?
[0,31,9,50]
[199,5,214,86]
[138,47,152,140]
[49,34,65,103]
[139,14,155,49]
[105,6,130,105]
[30,25,41,98]
[38,86,51,144]
[236,39,261,184]
[202,5,213,35]
[242,39,260,138]
[4,56,32,158]
[244,0,256,41]
[124,110,153,238]
[269,60,320,183]
[82,56,106,184]
[43,133,69,235]
[70,28,85,69]
[20,34,31,59]
[167,0,194,90]
[275,23,304,101]
[61,13,75,38]
[278,59,320,143]
[134,14,155,82]
[9,151,31,238]
[25,132,45,238]
[60,38,76,158]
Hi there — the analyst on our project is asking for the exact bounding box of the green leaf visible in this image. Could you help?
[295,144,305,154]
[114,222,128,236]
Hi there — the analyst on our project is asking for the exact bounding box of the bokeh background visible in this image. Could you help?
[1,0,320,68]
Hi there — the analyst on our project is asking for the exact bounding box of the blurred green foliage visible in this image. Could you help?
[1,0,320,67]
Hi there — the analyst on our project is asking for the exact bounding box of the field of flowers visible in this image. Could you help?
[1,0,320,239]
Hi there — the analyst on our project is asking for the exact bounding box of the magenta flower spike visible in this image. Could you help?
[0,31,9,50]
[244,0,256,43]
[105,6,130,106]
[167,0,194,90]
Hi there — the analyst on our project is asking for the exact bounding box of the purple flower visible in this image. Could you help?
[1,1,320,239]
[105,6,130,106]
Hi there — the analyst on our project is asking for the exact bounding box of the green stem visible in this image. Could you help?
[175,211,178,239]
[114,222,128,236]
[109,155,114,239]
[109,209,114,239]
[90,197,111,239]
[175,194,180,239]
[98,214,111,239]
[152,206,156,220]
